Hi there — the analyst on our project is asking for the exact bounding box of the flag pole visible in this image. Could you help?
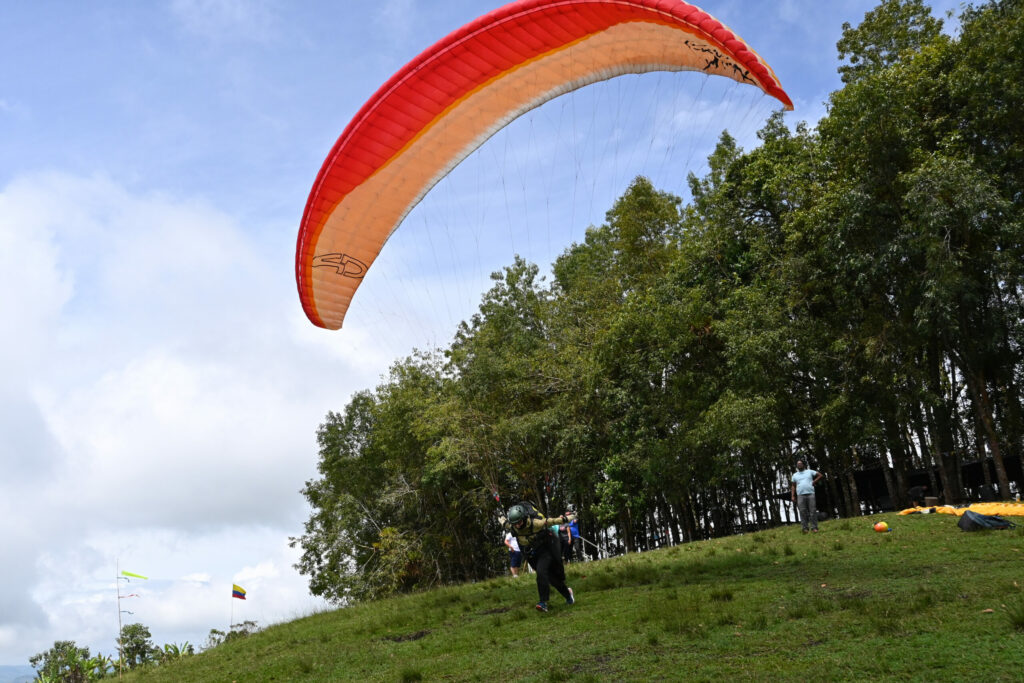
[228,583,247,636]
[115,560,124,680]
[115,567,146,677]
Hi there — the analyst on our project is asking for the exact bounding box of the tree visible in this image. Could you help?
[29,641,98,683]
[118,622,156,670]
[293,350,499,603]
[448,257,564,504]
[836,0,944,83]
[204,621,259,651]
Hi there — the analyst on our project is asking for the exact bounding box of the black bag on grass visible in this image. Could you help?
[957,509,1015,531]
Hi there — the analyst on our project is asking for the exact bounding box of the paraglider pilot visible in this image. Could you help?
[502,503,576,612]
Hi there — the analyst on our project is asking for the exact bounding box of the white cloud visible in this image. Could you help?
[0,176,74,377]
[21,530,327,659]
[38,351,314,528]
[169,0,281,43]
[374,0,419,46]
[0,172,346,662]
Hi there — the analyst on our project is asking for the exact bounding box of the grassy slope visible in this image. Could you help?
[129,513,1024,682]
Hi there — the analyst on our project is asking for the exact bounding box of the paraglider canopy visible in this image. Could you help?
[296,0,793,330]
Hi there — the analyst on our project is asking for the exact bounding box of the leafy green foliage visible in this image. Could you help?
[836,0,944,83]
[204,620,260,650]
[157,642,195,663]
[28,641,112,683]
[32,630,199,680]
[291,351,502,602]
[118,623,157,670]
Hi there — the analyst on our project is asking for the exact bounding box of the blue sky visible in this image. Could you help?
[0,0,963,669]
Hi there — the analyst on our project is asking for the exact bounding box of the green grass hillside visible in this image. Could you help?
[128,513,1024,681]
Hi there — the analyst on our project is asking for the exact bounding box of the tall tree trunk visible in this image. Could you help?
[846,470,861,516]
[965,367,1011,498]
[927,349,963,502]
[911,406,944,502]
[825,474,840,520]
[882,416,910,507]
[994,292,1024,476]
[881,457,898,511]
[838,471,852,517]
[949,363,972,501]
[621,510,634,553]
[659,497,679,546]
[971,405,995,497]
[687,497,700,542]
[765,473,782,525]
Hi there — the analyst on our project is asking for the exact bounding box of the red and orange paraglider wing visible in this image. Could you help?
[296,0,793,329]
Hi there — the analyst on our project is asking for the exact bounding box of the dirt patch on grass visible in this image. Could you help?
[480,606,514,615]
[571,654,617,676]
[382,629,430,642]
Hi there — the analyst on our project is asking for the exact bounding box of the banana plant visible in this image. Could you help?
[159,641,195,661]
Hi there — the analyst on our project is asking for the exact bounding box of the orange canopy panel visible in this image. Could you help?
[296,0,793,329]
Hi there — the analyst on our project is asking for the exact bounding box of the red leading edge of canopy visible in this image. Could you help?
[295,0,793,329]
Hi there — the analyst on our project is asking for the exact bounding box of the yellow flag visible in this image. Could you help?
[121,571,148,580]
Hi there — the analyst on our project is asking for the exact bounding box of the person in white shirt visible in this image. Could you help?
[790,460,824,533]
[504,530,523,577]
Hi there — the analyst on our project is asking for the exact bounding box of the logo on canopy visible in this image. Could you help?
[313,253,368,278]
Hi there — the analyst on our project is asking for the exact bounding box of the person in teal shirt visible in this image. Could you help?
[790,460,824,532]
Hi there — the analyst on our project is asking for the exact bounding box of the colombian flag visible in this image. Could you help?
[232,584,246,600]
